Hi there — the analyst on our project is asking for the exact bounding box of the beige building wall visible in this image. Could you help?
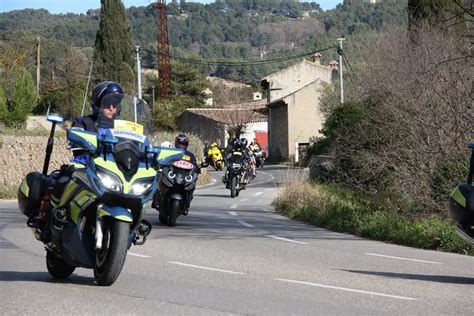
[264,60,335,103]
[285,83,325,159]
[267,102,288,160]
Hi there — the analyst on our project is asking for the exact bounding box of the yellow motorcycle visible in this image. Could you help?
[208,144,224,171]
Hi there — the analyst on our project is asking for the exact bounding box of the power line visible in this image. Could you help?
[142,45,337,67]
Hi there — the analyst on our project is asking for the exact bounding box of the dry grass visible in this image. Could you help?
[273,180,473,254]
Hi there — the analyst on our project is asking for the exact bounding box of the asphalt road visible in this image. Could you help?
[1,166,473,315]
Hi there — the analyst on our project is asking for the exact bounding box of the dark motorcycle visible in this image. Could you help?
[448,143,474,246]
[223,151,251,198]
[156,158,208,226]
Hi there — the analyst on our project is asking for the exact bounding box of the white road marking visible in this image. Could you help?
[228,211,238,216]
[247,172,275,187]
[237,220,255,228]
[254,192,263,196]
[276,278,417,301]
[168,262,246,275]
[230,204,238,209]
[266,235,309,245]
[264,188,275,191]
[128,252,151,258]
[365,253,442,265]
[241,198,249,202]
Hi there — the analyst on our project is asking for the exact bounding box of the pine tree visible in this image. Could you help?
[93,0,136,94]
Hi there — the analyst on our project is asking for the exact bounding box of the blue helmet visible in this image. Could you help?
[90,81,123,115]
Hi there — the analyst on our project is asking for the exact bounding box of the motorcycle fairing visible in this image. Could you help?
[67,128,98,152]
[98,205,132,223]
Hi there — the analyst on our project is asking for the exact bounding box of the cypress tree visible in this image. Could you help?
[93,0,136,94]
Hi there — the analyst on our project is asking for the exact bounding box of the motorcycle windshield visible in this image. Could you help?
[98,93,154,141]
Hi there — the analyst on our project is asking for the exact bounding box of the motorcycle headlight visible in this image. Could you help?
[97,171,122,192]
[130,178,154,195]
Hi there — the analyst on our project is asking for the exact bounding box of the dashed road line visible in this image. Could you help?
[228,211,238,216]
[230,204,238,209]
[128,252,151,258]
[365,253,442,265]
[253,192,263,196]
[237,220,255,228]
[276,278,417,301]
[266,235,308,245]
[168,262,246,275]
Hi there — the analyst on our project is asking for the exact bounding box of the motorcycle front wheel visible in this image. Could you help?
[94,219,129,286]
[46,251,75,279]
[167,199,180,227]
[230,176,237,198]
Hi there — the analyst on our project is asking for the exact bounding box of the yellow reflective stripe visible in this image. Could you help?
[98,208,111,218]
[60,181,78,206]
[452,187,466,208]
[114,120,144,134]
[70,190,96,223]
[70,202,81,224]
[157,148,183,160]
[20,179,29,197]
[69,129,97,148]
[115,215,133,222]
[69,162,85,168]
[233,152,242,156]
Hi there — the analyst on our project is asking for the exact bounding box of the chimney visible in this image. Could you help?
[329,60,339,69]
[310,52,322,65]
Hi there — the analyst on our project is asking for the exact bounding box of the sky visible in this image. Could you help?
[0,0,342,14]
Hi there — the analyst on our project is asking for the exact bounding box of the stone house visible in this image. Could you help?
[177,100,267,149]
[260,54,338,161]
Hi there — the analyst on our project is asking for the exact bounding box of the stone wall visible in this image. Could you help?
[0,133,206,189]
[0,136,70,188]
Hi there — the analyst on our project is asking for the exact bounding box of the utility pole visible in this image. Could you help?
[154,1,170,99]
[135,46,142,99]
[337,37,345,104]
[36,36,41,96]
[152,86,155,113]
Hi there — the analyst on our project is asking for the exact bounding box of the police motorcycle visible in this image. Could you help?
[223,150,251,198]
[17,94,184,286]
[155,155,208,226]
[448,143,474,246]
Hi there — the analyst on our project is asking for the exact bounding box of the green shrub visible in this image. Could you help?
[274,181,473,254]
[430,152,470,203]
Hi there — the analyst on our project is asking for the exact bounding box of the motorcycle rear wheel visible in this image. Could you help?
[94,220,129,286]
[46,251,75,279]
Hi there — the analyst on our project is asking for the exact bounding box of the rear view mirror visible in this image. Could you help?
[47,114,64,124]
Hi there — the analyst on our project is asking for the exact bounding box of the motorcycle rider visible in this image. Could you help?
[240,138,256,178]
[152,133,200,213]
[249,138,262,153]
